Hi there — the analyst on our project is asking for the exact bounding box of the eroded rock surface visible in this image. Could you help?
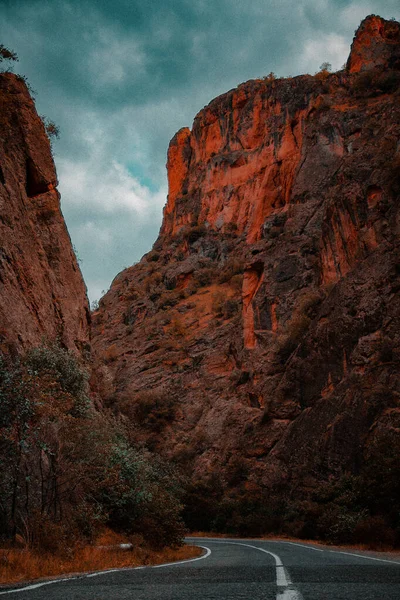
[0,73,90,355]
[92,16,400,502]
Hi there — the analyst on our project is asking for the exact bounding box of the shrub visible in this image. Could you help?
[132,390,176,432]
[183,225,207,244]
[263,72,276,83]
[147,251,160,262]
[42,118,60,140]
[223,299,240,319]
[211,290,225,316]
[276,291,321,362]
[375,70,400,93]
[353,516,396,548]
[143,272,162,293]
[100,442,185,549]
[192,267,215,287]
[103,343,119,363]
[352,71,374,94]
[157,290,181,309]
[218,258,244,284]
[230,274,243,291]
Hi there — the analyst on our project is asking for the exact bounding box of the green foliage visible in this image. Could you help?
[26,345,90,416]
[0,347,184,551]
[102,441,185,548]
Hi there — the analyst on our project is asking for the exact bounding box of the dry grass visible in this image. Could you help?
[0,530,202,586]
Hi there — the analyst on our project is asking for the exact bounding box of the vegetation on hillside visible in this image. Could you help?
[0,346,185,556]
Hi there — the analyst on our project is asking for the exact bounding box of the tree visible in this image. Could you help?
[319,62,332,73]
[0,346,185,552]
[0,44,18,70]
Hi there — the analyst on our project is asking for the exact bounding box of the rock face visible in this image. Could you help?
[0,73,90,355]
[92,16,400,510]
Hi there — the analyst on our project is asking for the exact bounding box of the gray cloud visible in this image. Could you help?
[0,0,399,301]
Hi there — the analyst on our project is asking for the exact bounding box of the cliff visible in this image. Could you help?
[92,16,400,533]
[0,73,90,355]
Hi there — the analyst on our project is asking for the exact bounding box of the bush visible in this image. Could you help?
[375,70,400,93]
[183,225,207,244]
[25,345,89,414]
[218,258,244,284]
[147,251,160,262]
[100,443,185,549]
[192,267,215,287]
[41,118,60,140]
[223,299,240,319]
[131,390,176,432]
[211,291,225,316]
[276,291,321,362]
[353,516,396,548]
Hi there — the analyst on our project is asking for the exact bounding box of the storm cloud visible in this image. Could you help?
[1,0,399,301]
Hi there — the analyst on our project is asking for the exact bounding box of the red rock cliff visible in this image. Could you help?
[92,15,400,509]
[0,73,90,355]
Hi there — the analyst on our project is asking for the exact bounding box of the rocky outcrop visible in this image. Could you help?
[0,73,90,355]
[92,16,400,510]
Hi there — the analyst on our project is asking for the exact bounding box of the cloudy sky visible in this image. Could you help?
[0,0,399,302]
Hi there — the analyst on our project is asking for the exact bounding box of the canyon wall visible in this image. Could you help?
[0,73,90,355]
[92,16,400,512]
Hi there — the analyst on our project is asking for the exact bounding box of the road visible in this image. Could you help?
[1,536,400,599]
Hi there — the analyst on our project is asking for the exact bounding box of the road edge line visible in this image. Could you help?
[282,541,323,552]
[328,549,400,565]
[152,546,211,568]
[0,546,212,594]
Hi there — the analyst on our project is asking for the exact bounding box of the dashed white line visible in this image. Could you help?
[209,540,304,600]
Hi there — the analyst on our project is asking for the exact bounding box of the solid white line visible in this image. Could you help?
[0,547,212,594]
[208,541,303,600]
[282,541,323,552]
[328,549,400,565]
[153,546,212,568]
[86,568,121,578]
[0,578,75,595]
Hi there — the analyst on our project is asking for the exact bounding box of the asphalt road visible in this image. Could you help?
[1,537,400,599]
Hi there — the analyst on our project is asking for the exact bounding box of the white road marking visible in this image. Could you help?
[328,549,400,565]
[281,541,323,552]
[0,578,76,595]
[209,541,304,600]
[153,545,212,568]
[0,546,212,595]
[86,569,121,578]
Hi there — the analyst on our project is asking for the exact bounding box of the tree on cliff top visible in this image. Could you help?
[0,44,18,68]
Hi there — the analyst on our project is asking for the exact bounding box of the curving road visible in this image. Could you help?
[1,536,400,599]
